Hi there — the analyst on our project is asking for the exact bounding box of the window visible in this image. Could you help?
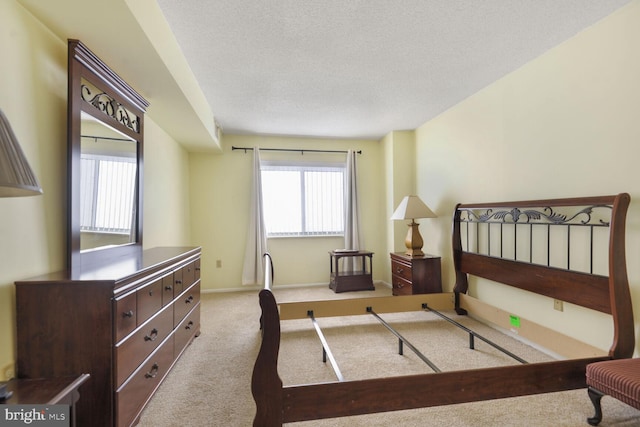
[80,154,137,234]
[261,162,345,237]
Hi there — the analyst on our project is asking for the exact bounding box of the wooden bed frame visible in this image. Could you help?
[252,194,634,426]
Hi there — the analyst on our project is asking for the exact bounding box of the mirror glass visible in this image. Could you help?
[80,112,138,252]
[68,39,148,271]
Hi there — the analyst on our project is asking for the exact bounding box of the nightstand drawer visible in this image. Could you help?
[391,259,412,281]
[392,275,413,296]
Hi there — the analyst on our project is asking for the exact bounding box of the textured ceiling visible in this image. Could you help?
[156,0,631,140]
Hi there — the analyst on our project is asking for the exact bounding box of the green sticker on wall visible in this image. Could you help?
[510,315,521,328]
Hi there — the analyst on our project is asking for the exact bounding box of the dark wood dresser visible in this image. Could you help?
[390,252,442,295]
[15,246,201,427]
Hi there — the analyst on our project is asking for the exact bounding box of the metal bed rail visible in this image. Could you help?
[307,310,345,382]
[304,301,528,380]
[367,307,441,373]
[262,252,344,381]
[423,303,528,364]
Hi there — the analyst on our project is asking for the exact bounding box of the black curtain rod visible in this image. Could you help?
[82,134,132,142]
[232,146,361,155]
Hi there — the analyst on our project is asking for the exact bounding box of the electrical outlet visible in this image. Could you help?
[554,299,564,312]
[216,259,222,268]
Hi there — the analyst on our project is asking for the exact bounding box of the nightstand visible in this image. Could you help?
[329,250,375,293]
[0,374,89,427]
[390,252,442,295]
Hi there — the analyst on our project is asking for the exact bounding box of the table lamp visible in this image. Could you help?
[391,195,436,257]
[0,108,42,197]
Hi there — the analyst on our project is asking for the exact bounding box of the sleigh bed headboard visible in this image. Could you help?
[452,193,633,358]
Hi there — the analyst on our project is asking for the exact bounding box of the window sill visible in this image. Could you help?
[267,234,344,239]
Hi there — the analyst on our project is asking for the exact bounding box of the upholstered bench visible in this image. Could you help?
[586,358,640,426]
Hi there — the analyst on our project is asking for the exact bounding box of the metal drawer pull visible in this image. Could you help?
[185,295,194,304]
[123,310,134,318]
[145,363,159,379]
[144,328,158,341]
[164,285,173,291]
[396,267,404,273]
[185,321,194,330]
[175,280,182,285]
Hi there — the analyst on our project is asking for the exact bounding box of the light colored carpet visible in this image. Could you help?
[137,285,639,426]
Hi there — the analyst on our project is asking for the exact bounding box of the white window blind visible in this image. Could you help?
[80,154,136,234]
[261,163,344,237]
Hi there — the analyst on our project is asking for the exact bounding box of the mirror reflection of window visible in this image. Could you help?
[80,116,137,251]
[80,153,136,234]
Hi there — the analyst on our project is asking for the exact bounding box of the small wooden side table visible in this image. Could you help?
[329,250,375,293]
[1,374,90,427]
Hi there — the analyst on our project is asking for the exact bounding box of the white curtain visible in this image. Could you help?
[344,149,362,270]
[242,148,268,285]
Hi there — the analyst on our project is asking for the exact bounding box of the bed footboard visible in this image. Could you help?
[251,288,607,425]
[252,289,283,426]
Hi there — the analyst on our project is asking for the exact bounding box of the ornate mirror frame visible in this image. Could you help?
[67,39,149,271]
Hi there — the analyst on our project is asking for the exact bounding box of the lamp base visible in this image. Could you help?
[404,248,425,257]
[404,220,425,257]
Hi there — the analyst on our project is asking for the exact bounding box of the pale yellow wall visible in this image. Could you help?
[189,134,387,291]
[415,1,640,353]
[381,132,394,279]
[143,116,192,248]
[0,0,67,380]
[388,130,422,254]
[0,0,192,380]
[381,130,425,280]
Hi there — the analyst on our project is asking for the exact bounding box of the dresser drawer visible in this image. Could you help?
[391,259,412,281]
[116,333,175,427]
[161,271,175,307]
[172,266,184,296]
[194,258,201,281]
[137,277,163,325]
[392,275,413,296]
[115,291,137,342]
[175,303,200,358]
[115,305,173,387]
[174,282,200,327]
[182,260,197,290]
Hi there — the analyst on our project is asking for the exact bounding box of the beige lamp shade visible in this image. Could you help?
[391,195,437,220]
[391,195,436,257]
[0,108,43,197]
